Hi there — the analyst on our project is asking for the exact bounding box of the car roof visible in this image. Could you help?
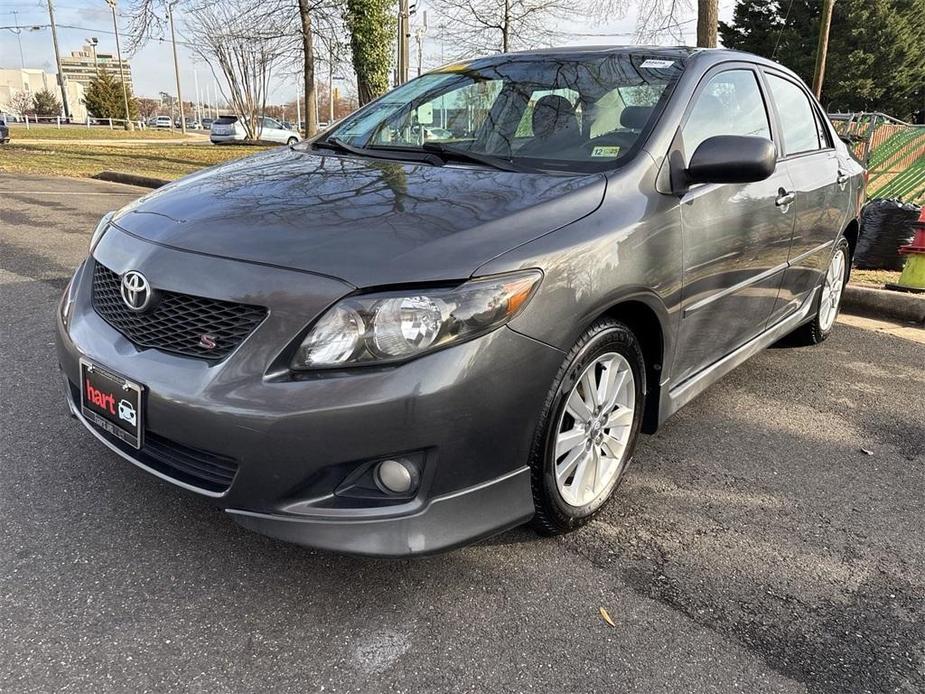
[463,45,793,75]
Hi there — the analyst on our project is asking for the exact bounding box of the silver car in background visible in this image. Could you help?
[210,115,301,145]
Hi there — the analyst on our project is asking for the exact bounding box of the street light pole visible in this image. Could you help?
[167,2,186,134]
[87,37,99,72]
[11,11,25,69]
[46,0,71,120]
[106,0,133,130]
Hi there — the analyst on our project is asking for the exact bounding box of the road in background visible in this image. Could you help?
[2,174,923,693]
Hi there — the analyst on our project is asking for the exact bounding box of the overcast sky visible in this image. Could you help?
[1,1,734,104]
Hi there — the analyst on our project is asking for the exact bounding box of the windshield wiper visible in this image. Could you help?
[420,142,524,172]
[313,137,443,166]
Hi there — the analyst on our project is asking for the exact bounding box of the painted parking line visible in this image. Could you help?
[17,191,142,196]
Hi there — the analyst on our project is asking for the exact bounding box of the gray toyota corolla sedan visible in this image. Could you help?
[56,47,864,556]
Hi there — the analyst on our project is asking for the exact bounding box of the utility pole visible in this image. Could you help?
[415,11,427,77]
[106,0,133,130]
[812,0,836,99]
[167,2,186,134]
[696,0,718,48]
[328,43,335,123]
[46,0,71,120]
[397,0,410,85]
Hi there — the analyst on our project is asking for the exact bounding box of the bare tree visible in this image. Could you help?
[589,0,717,46]
[185,0,294,140]
[429,0,570,55]
[8,90,33,118]
[122,0,346,139]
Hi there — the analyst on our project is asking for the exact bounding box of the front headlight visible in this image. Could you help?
[89,211,115,252]
[292,269,542,369]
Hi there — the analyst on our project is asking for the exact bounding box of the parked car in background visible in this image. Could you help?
[201,117,214,130]
[210,115,301,145]
[153,116,173,129]
[58,47,864,557]
[0,114,9,144]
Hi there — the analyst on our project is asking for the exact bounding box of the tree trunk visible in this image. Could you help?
[357,80,374,106]
[298,0,318,138]
[696,0,718,48]
[502,0,510,52]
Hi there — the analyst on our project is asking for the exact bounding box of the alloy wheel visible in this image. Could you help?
[554,352,636,507]
[819,247,846,332]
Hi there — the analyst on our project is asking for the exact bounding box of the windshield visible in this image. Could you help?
[324,53,684,173]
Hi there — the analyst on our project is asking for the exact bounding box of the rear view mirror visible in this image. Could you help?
[686,135,777,185]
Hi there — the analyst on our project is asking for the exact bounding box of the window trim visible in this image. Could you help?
[669,62,777,173]
[760,69,834,159]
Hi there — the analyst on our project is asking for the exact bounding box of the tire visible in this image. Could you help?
[287,137,298,145]
[790,237,850,346]
[530,318,646,535]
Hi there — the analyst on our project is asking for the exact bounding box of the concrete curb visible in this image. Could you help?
[842,284,925,324]
[93,171,170,189]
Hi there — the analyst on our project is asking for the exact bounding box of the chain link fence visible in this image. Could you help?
[830,112,925,204]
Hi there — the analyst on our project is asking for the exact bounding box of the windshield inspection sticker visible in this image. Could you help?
[640,59,675,68]
[591,146,621,157]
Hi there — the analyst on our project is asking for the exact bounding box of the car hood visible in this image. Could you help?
[111,147,606,287]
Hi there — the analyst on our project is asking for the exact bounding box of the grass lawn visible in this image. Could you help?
[851,268,902,287]
[7,124,200,141]
[0,142,271,180]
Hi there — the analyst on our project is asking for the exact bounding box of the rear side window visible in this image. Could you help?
[681,69,771,159]
[766,75,820,155]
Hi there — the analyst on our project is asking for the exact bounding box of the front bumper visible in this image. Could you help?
[56,233,563,556]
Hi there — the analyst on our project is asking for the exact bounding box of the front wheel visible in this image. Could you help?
[530,319,646,535]
[791,237,850,345]
[286,137,298,145]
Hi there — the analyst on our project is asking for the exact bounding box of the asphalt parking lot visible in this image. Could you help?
[1,173,923,693]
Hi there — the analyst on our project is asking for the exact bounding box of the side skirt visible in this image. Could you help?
[657,286,818,424]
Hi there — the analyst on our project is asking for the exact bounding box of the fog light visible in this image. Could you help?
[375,459,417,495]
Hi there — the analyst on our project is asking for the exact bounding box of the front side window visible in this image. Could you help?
[324,53,684,173]
[681,69,772,159]
[766,74,820,155]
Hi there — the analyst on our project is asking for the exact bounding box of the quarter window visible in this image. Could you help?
[766,75,821,155]
[682,69,771,159]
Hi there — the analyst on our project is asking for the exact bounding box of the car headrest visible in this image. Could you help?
[620,106,653,130]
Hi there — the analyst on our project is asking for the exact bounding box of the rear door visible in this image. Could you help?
[261,117,286,143]
[672,65,796,384]
[761,71,844,323]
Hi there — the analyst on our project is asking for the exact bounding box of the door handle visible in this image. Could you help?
[837,170,850,187]
[775,191,795,207]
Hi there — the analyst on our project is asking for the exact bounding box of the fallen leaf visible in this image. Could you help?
[599,607,615,627]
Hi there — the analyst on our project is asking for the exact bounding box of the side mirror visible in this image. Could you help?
[686,135,777,185]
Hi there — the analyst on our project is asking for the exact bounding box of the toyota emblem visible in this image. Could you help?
[120,270,152,312]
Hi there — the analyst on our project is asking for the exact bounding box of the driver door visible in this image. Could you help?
[671,66,796,384]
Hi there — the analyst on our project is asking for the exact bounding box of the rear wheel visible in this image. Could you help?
[791,237,850,345]
[286,137,298,145]
[530,319,645,535]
